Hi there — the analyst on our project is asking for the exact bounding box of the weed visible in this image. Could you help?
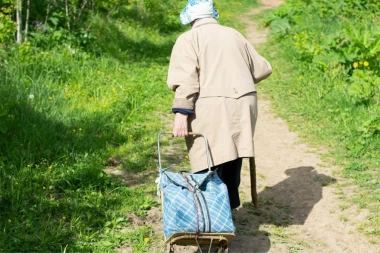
[287,245,301,253]
[339,215,349,222]
[339,204,350,211]
[296,240,311,248]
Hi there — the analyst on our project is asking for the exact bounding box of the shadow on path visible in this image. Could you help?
[229,166,336,252]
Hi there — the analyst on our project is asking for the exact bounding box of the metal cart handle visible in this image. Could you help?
[157,131,212,172]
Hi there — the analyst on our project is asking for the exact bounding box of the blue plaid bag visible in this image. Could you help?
[159,169,235,240]
[156,132,235,240]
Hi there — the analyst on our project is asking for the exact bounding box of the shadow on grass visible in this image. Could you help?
[230,166,336,252]
[91,17,180,64]
[0,98,155,251]
[0,101,127,164]
[111,6,184,35]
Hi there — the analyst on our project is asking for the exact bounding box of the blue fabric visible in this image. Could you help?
[180,0,219,25]
[159,170,235,240]
[172,108,194,114]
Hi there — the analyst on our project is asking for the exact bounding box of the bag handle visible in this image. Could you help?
[157,131,212,172]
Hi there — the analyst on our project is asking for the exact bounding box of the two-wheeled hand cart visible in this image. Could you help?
[157,131,235,253]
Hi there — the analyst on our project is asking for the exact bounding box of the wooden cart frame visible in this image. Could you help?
[166,232,235,253]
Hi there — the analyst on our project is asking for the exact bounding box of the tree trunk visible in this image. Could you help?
[16,0,22,44]
[76,0,88,23]
[24,0,30,41]
[65,0,70,31]
[44,0,51,32]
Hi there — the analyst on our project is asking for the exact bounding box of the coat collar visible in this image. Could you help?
[192,18,219,29]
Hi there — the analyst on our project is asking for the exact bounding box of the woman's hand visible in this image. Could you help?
[172,113,188,137]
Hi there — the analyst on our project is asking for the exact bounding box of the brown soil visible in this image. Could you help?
[118,0,379,252]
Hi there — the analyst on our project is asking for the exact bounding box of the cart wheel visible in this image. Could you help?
[166,244,174,253]
[216,246,227,253]
[216,245,228,253]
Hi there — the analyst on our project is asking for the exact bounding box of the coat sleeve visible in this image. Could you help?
[167,35,200,110]
[245,40,272,84]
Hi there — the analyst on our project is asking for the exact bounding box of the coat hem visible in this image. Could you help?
[190,150,254,172]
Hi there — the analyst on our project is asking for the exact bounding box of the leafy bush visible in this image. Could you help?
[266,0,380,104]
[348,69,380,104]
[0,2,15,44]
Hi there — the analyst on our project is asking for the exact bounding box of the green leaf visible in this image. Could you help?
[269,18,291,35]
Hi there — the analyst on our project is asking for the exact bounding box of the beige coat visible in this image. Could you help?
[167,18,272,172]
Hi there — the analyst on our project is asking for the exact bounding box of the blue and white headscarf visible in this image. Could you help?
[180,0,220,25]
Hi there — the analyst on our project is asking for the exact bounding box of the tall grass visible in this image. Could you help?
[0,0,258,252]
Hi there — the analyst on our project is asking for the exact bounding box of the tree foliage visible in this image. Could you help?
[0,0,182,48]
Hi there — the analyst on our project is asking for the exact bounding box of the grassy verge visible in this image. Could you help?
[0,40,173,252]
[0,0,258,252]
[257,0,380,238]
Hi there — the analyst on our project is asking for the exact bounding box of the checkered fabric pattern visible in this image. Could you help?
[159,170,235,240]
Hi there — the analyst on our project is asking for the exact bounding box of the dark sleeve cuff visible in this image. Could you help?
[172,108,194,114]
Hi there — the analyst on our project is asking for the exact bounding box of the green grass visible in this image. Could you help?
[0,0,258,252]
[0,44,171,252]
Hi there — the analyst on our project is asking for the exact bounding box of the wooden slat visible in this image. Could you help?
[166,232,235,246]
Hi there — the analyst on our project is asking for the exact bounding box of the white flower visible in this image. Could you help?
[29,94,34,100]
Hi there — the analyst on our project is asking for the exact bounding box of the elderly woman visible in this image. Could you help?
[167,0,272,209]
